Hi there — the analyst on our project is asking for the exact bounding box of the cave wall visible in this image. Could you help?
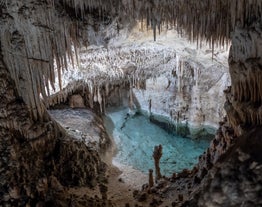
[0,47,110,205]
[225,26,262,135]
[1,0,260,122]
[186,24,262,207]
[0,1,114,205]
[133,57,229,130]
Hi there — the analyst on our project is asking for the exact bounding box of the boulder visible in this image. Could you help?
[69,95,85,108]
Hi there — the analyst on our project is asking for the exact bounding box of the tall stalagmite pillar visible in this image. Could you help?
[153,144,163,182]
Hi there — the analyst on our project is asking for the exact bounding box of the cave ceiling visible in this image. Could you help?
[0,0,261,120]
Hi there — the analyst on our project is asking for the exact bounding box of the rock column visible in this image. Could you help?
[225,26,262,135]
[153,145,163,181]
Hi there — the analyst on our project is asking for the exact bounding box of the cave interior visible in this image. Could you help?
[0,0,262,206]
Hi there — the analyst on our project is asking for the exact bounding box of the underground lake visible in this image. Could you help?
[103,107,213,176]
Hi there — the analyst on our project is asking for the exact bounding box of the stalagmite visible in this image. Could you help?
[129,83,134,110]
[153,145,163,182]
[148,169,154,189]
[97,87,103,113]
[176,55,181,92]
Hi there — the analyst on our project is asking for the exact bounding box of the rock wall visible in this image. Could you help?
[225,26,262,135]
[0,46,111,206]
[184,126,262,207]
[133,55,230,131]
[48,108,111,154]
[182,25,262,207]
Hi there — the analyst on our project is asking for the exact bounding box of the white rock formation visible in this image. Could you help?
[49,22,230,129]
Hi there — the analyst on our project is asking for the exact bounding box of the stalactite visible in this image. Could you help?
[97,87,102,113]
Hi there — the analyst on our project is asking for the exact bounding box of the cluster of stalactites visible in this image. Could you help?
[65,0,262,45]
[227,68,262,130]
[46,44,196,113]
[226,26,262,131]
[1,0,262,121]
[46,78,145,114]
[0,0,80,120]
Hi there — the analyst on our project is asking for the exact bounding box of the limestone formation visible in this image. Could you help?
[225,26,262,135]
[153,145,163,181]
[0,55,110,206]
[46,34,229,136]
[148,169,154,188]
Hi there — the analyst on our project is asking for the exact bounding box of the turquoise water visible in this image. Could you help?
[104,108,211,176]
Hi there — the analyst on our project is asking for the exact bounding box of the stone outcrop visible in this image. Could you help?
[179,24,262,207]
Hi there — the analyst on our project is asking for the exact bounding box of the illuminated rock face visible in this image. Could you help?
[133,59,230,130]
[47,27,229,133]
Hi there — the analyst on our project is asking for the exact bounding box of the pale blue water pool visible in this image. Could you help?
[104,108,211,176]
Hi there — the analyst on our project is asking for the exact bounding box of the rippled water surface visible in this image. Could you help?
[104,108,211,176]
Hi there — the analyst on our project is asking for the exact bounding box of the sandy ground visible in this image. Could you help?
[102,133,148,206]
[107,162,147,206]
[103,136,194,207]
[106,160,181,207]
